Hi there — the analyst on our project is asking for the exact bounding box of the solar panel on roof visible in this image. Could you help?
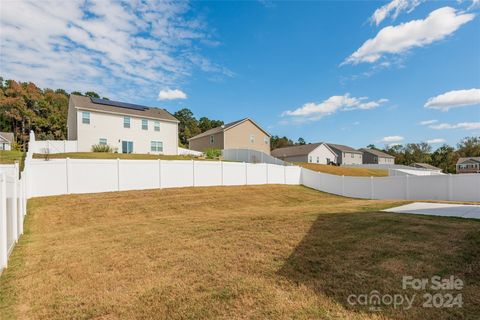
[90,97,149,111]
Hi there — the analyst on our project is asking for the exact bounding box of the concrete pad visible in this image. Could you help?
[383,202,480,220]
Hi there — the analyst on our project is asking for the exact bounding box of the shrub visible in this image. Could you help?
[205,148,222,159]
[91,144,112,152]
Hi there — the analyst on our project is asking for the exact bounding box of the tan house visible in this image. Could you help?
[188,118,271,154]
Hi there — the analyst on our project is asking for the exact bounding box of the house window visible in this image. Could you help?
[151,141,163,152]
[309,156,312,163]
[210,135,214,144]
[316,156,319,163]
[154,121,160,131]
[264,136,269,145]
[142,119,148,130]
[99,138,107,145]
[82,111,90,124]
[124,116,131,128]
[122,141,133,154]
[250,134,255,143]
[351,153,354,158]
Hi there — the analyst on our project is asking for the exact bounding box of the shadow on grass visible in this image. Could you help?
[278,211,480,320]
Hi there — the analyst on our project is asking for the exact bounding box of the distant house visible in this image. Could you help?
[0,132,14,151]
[410,163,442,173]
[271,143,337,164]
[326,143,363,165]
[456,157,480,174]
[68,95,179,154]
[188,118,271,154]
[360,148,395,164]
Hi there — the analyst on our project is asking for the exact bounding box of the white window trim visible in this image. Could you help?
[124,116,131,128]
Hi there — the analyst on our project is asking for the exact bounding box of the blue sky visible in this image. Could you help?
[1,0,479,148]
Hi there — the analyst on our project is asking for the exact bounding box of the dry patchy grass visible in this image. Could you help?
[0,185,479,319]
[297,162,388,177]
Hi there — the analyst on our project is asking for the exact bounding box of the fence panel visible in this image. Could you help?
[451,174,479,201]
[161,161,194,188]
[246,163,267,185]
[69,159,117,194]
[119,160,159,191]
[194,161,222,187]
[267,164,284,184]
[285,166,301,185]
[343,176,372,199]
[26,160,68,197]
[222,162,247,186]
[408,175,448,201]
[373,176,407,200]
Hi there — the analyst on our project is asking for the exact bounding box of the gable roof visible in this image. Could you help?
[410,163,441,170]
[327,143,363,154]
[271,142,337,158]
[0,132,14,143]
[188,118,270,141]
[359,148,394,158]
[70,95,179,122]
[456,157,480,165]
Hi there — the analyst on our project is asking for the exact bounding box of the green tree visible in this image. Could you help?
[270,135,294,150]
[297,137,306,145]
[84,91,100,98]
[457,136,480,157]
[174,108,200,146]
[431,144,457,173]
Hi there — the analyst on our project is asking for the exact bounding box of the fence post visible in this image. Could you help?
[341,175,345,196]
[221,161,224,186]
[405,175,409,200]
[370,176,374,199]
[192,160,195,187]
[245,162,248,185]
[65,157,70,194]
[117,158,120,191]
[0,173,7,270]
[158,159,162,189]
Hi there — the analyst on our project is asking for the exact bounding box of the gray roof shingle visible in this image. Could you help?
[271,143,324,157]
[327,143,363,154]
[359,148,395,158]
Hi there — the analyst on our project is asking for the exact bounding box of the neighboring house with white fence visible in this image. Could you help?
[271,143,337,164]
[327,143,363,165]
[0,132,14,151]
[456,157,480,174]
[67,95,179,155]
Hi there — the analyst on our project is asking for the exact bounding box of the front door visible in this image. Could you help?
[122,141,133,154]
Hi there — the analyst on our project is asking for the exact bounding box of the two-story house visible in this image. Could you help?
[326,143,363,165]
[360,148,395,164]
[456,157,480,174]
[67,95,179,154]
[188,118,271,154]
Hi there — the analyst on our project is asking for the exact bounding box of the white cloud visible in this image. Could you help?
[158,88,187,100]
[424,88,480,111]
[371,0,423,26]
[281,94,387,121]
[381,135,404,143]
[419,119,438,125]
[429,122,480,130]
[0,1,231,100]
[344,7,475,65]
[426,138,446,144]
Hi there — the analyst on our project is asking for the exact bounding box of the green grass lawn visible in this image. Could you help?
[1,185,478,319]
[33,152,204,161]
[0,150,25,171]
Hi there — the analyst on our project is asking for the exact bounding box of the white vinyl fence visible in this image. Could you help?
[223,148,290,166]
[300,169,480,202]
[0,164,27,272]
[25,159,302,198]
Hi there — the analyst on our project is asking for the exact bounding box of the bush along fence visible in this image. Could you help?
[0,163,27,273]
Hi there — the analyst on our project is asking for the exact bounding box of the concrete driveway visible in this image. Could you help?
[384,202,480,220]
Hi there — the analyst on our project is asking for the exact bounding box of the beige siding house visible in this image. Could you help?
[189,118,271,154]
[67,95,179,155]
[360,148,395,164]
[271,143,337,164]
[327,143,363,165]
